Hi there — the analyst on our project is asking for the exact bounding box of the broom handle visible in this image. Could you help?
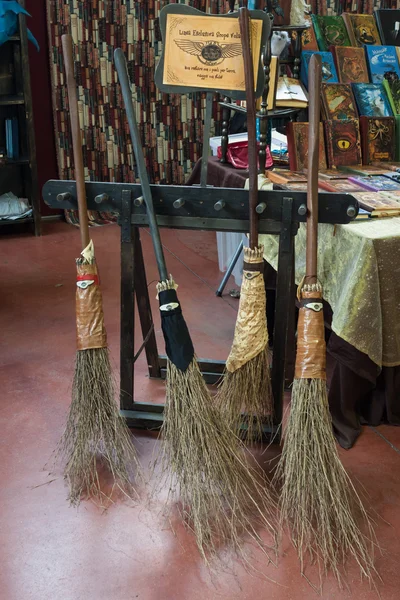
[239,7,258,249]
[61,34,90,251]
[114,49,168,282]
[305,54,322,285]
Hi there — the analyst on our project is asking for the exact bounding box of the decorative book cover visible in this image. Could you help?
[301,51,338,90]
[266,56,279,111]
[311,15,351,52]
[321,83,358,120]
[318,179,367,192]
[287,122,327,171]
[382,78,400,115]
[266,169,307,184]
[351,192,400,211]
[331,46,369,85]
[372,161,400,171]
[276,182,326,192]
[324,119,362,168]
[379,190,400,199]
[348,175,400,191]
[337,165,391,175]
[312,169,349,180]
[365,46,400,84]
[302,16,319,51]
[359,116,395,164]
[396,115,400,162]
[382,172,400,185]
[352,83,393,117]
[342,14,381,47]
[375,10,400,47]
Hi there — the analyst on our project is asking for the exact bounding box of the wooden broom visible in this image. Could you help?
[273,54,377,589]
[56,34,140,506]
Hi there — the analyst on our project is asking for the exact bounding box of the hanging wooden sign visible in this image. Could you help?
[155,5,271,100]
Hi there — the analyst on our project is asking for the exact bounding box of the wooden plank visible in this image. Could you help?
[18,3,41,236]
[121,406,279,441]
[271,198,295,436]
[120,192,135,411]
[43,180,359,225]
[133,228,161,379]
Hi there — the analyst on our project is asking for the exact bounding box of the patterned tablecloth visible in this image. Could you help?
[259,217,400,368]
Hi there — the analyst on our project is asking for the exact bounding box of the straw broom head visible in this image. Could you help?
[216,246,272,443]
[56,250,141,506]
[273,284,377,587]
[155,278,277,564]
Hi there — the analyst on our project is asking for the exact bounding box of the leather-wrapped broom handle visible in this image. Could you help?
[114,48,168,282]
[61,34,90,251]
[239,7,258,249]
[305,54,322,285]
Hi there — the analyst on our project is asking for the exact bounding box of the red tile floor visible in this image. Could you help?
[1,222,399,600]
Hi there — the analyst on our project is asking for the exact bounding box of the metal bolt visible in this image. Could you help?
[298,203,307,216]
[173,198,185,209]
[214,200,225,211]
[134,196,144,207]
[256,202,267,214]
[56,192,71,202]
[347,205,356,218]
[95,193,109,204]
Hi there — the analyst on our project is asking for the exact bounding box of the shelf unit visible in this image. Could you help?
[219,22,308,170]
[0,0,41,236]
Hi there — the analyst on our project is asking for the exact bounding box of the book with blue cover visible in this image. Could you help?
[365,46,400,84]
[5,118,19,161]
[348,175,400,192]
[301,51,338,89]
[352,83,393,117]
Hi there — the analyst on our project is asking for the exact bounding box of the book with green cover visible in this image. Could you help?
[396,115,400,161]
[383,77,400,115]
[311,15,351,52]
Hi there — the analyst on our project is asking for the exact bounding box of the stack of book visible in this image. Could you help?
[266,163,400,219]
[296,10,400,166]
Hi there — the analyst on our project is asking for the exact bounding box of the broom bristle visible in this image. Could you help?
[216,346,273,443]
[58,347,140,506]
[274,377,377,587]
[157,358,277,564]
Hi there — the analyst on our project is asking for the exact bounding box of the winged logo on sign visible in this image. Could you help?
[174,39,242,65]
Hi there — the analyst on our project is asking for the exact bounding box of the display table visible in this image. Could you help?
[189,157,400,448]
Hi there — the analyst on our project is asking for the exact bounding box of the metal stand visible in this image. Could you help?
[44,180,358,443]
[216,240,243,297]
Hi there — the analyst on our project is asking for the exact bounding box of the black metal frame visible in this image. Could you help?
[44,180,358,442]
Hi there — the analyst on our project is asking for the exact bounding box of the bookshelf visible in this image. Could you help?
[0,0,41,236]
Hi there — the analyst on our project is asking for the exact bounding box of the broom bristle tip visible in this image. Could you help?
[57,346,141,507]
[274,377,378,587]
[156,357,278,564]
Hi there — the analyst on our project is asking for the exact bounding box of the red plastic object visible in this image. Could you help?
[217,140,273,170]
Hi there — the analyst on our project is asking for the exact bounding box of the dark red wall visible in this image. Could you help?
[26,0,60,216]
